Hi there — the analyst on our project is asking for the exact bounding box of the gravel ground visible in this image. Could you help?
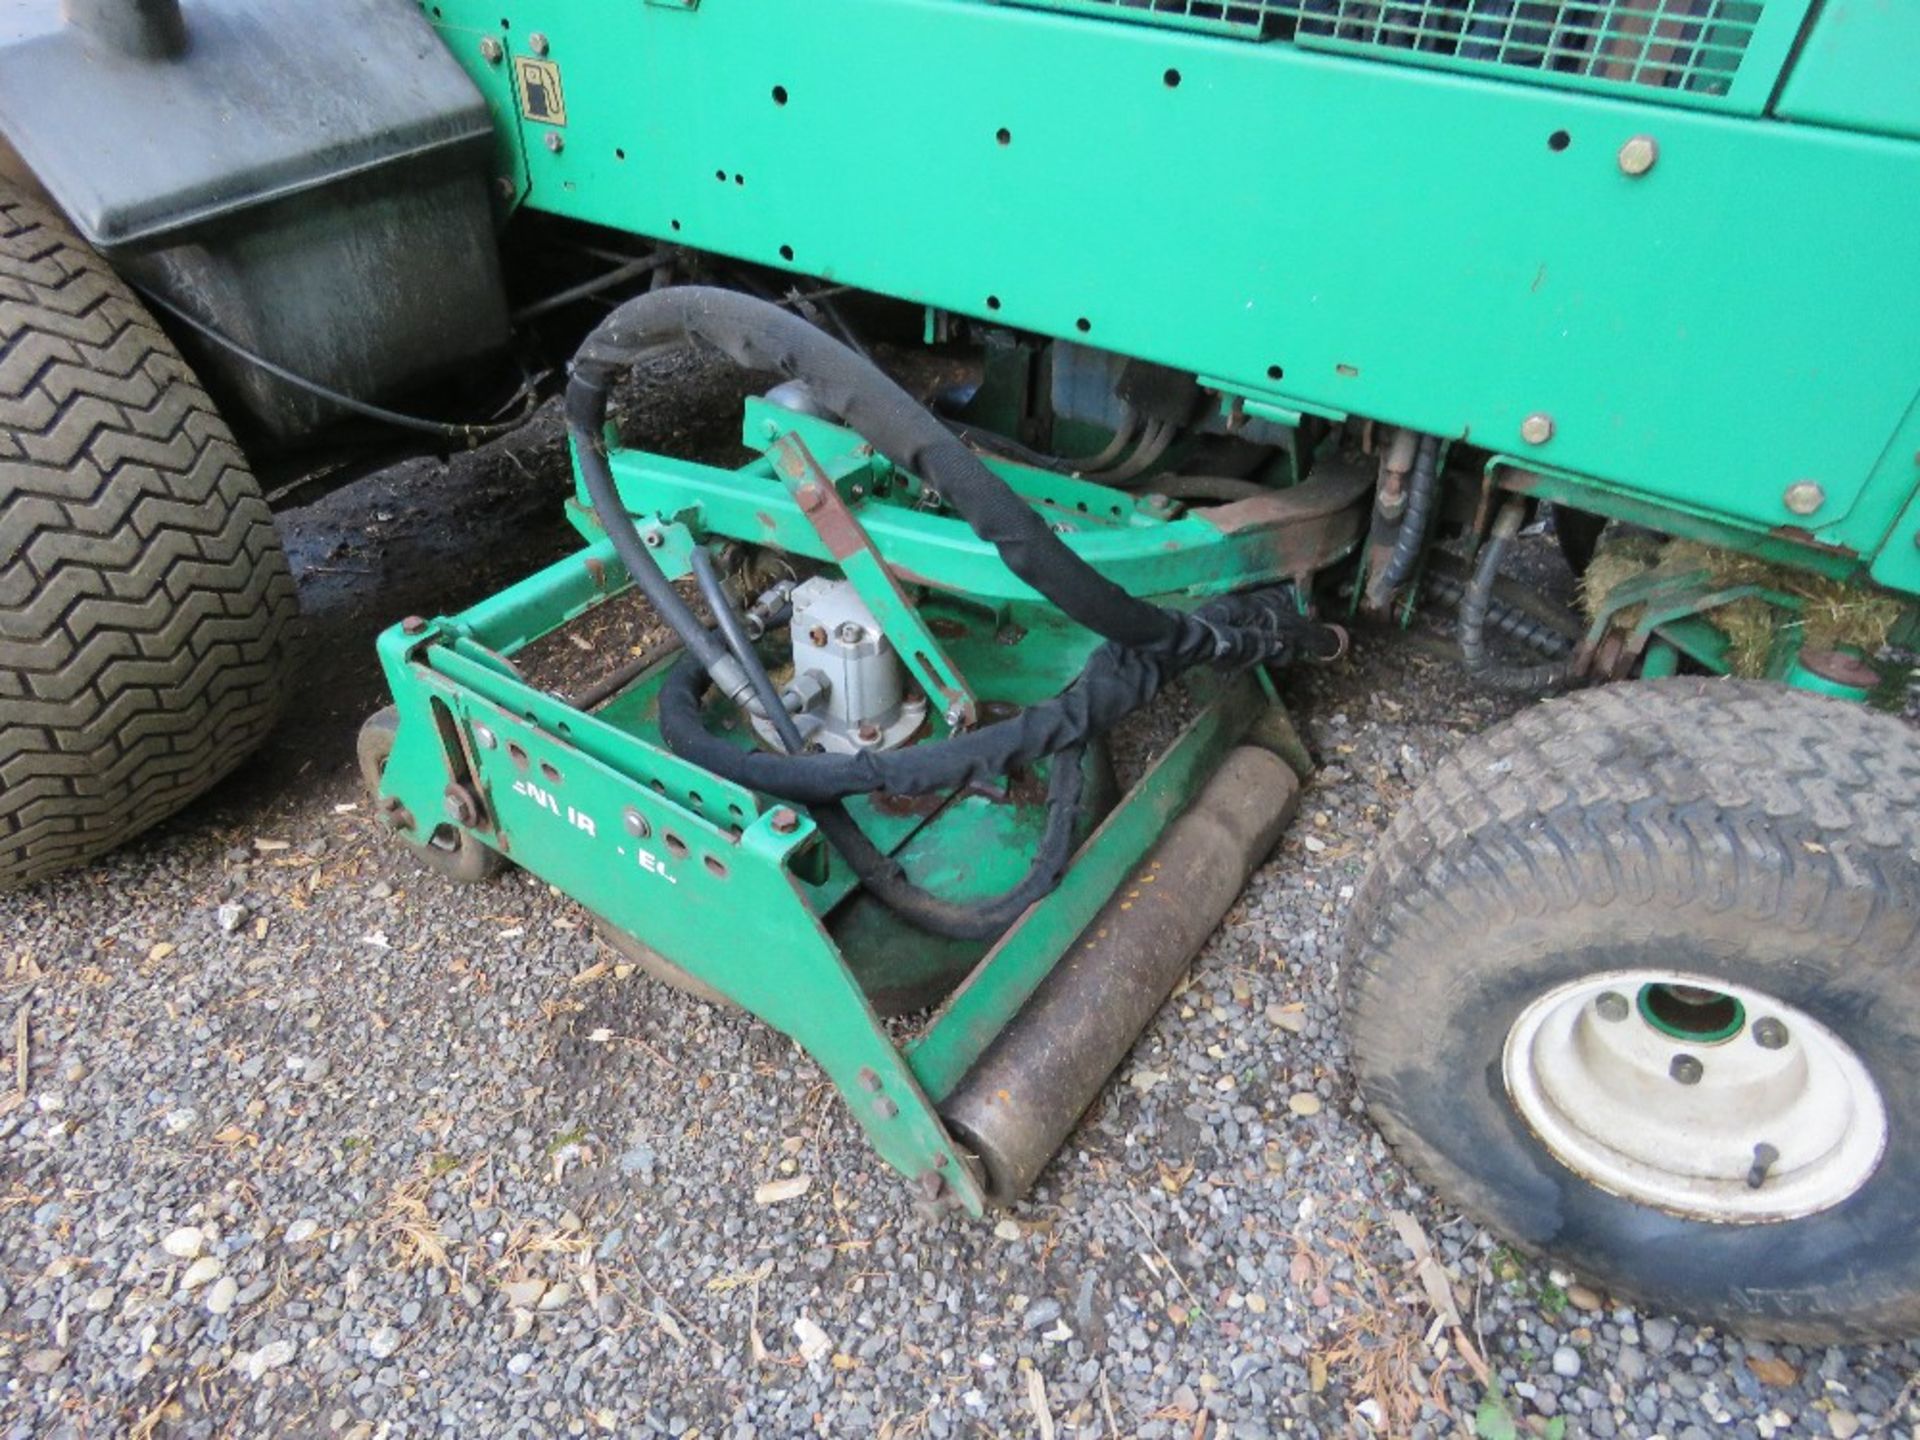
[4,363,1918,1439]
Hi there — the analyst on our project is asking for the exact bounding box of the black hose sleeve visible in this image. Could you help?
[1376,434,1441,594]
[658,587,1337,806]
[566,286,1178,651]
[691,545,1085,941]
[1459,503,1576,693]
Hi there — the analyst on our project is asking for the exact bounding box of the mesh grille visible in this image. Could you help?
[1026,1,1768,101]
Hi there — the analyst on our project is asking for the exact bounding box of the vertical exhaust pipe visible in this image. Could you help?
[64,0,187,59]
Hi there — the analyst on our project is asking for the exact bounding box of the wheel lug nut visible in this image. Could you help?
[1752,1017,1789,1050]
[1594,990,1629,1022]
[1670,1054,1704,1085]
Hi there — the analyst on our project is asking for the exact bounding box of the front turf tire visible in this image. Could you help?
[0,180,300,888]
[1342,678,1920,1342]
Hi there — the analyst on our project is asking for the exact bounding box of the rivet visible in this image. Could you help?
[473,723,497,750]
[479,36,503,63]
[623,807,650,839]
[1594,991,1629,1023]
[1669,1054,1704,1085]
[1618,135,1658,177]
[1783,481,1825,517]
[545,131,565,155]
[528,31,549,55]
[1520,413,1555,446]
[1752,1017,1790,1050]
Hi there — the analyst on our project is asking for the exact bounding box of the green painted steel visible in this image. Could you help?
[427,0,1920,595]
[578,403,1360,602]
[994,0,1816,114]
[1777,0,1920,141]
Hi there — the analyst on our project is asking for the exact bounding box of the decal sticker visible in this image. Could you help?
[514,56,566,126]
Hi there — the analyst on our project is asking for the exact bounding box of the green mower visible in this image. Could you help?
[3,0,1919,1341]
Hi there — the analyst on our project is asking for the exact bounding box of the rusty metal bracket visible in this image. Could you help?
[770,431,981,729]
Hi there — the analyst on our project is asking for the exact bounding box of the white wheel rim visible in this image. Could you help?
[1502,970,1887,1223]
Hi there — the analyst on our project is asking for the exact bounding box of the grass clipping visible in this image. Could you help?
[1581,531,1901,678]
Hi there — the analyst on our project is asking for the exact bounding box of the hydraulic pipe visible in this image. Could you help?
[939,745,1301,1203]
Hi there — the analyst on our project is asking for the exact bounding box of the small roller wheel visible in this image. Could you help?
[1344,678,1920,1342]
[356,707,503,885]
[590,915,735,1010]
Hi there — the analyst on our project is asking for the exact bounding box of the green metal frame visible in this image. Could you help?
[370,413,1319,1210]
[426,0,1920,599]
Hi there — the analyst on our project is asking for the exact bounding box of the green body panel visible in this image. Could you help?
[1777,0,1920,141]
[430,0,1920,595]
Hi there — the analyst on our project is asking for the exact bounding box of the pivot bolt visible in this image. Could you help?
[1594,990,1629,1023]
[528,31,549,55]
[1783,481,1826,517]
[444,784,482,828]
[770,807,799,834]
[1670,1054,1704,1086]
[1752,1017,1790,1050]
[1520,412,1555,446]
[545,131,565,155]
[623,807,651,839]
[797,484,827,512]
[401,615,427,635]
[1618,135,1658,177]
[473,723,497,750]
[479,36,503,63]
[835,621,866,646]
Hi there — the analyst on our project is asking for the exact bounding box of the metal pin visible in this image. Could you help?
[1595,991,1629,1023]
[1669,1054,1703,1085]
[1747,1142,1780,1190]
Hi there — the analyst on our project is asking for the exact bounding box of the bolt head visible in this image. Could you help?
[1520,412,1555,446]
[1594,990,1629,1023]
[917,1172,945,1200]
[835,621,866,646]
[623,807,651,839]
[473,723,497,750]
[1618,135,1658,177]
[944,704,967,730]
[1752,1017,1790,1050]
[444,785,479,827]
[528,31,549,55]
[544,131,564,155]
[493,176,516,200]
[855,722,881,744]
[401,615,427,635]
[479,36,503,62]
[856,1067,883,1093]
[1783,480,1826,517]
[1670,1054,1704,1085]
[641,528,664,548]
[873,1097,899,1120]
[797,484,826,513]
[769,807,799,834]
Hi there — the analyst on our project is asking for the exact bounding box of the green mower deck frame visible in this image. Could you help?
[371,406,1321,1211]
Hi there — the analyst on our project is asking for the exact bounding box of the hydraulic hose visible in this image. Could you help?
[1459,501,1576,693]
[567,287,1181,652]
[1375,433,1441,595]
[688,545,1085,940]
